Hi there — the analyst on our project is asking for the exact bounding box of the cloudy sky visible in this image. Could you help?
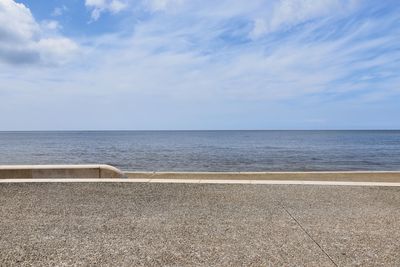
[0,0,399,130]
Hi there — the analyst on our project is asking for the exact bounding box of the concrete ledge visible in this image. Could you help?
[1,178,400,186]
[125,171,400,183]
[2,167,400,182]
[0,165,125,179]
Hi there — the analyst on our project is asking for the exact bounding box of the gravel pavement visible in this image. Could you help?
[0,183,399,266]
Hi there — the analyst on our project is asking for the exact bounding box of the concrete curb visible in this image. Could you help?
[0,178,400,186]
[0,165,125,179]
[1,165,400,183]
[125,171,400,183]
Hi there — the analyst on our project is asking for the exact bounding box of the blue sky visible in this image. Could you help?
[0,0,399,130]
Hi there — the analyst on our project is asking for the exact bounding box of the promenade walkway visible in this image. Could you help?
[0,182,399,266]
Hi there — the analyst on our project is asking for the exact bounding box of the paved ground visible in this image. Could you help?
[0,183,399,266]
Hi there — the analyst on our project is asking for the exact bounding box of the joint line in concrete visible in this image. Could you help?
[280,203,338,267]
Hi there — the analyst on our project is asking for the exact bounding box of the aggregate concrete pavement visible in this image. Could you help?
[0,183,399,266]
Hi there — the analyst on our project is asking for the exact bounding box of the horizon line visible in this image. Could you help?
[0,129,400,132]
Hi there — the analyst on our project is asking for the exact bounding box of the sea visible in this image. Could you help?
[0,130,399,171]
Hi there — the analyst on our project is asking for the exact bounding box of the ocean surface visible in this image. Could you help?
[1,131,400,171]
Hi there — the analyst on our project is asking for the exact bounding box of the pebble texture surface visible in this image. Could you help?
[0,183,399,266]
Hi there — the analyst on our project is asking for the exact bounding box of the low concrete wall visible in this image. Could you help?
[125,171,400,183]
[0,165,125,179]
[2,167,400,182]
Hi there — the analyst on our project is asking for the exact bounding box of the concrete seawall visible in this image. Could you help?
[125,171,400,183]
[0,165,125,179]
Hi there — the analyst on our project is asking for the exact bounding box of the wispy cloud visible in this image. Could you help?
[249,0,357,38]
[72,0,400,102]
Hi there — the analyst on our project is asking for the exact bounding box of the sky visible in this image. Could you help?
[0,0,399,130]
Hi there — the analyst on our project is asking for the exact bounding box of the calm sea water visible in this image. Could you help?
[0,131,400,171]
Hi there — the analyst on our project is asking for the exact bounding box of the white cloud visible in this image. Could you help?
[109,0,127,12]
[0,0,78,65]
[41,20,61,31]
[84,0,185,16]
[85,0,128,20]
[51,5,68,17]
[36,38,79,65]
[0,0,40,42]
[145,0,184,12]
